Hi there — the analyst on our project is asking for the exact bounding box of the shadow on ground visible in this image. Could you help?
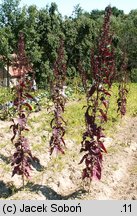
[0,181,13,198]
[0,153,11,164]
[0,181,87,200]
[30,157,45,172]
[27,183,87,200]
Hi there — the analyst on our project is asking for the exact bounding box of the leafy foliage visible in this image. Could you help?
[49,39,67,155]
[117,53,128,116]
[79,6,115,181]
[0,1,134,190]
[10,32,37,187]
[0,1,137,85]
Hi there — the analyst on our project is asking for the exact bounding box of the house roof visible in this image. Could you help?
[1,53,32,78]
[8,65,29,77]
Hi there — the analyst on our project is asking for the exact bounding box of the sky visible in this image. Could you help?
[0,0,137,15]
[18,0,137,16]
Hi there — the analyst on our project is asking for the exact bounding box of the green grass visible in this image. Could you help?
[107,146,119,154]
[0,83,137,199]
[64,83,137,142]
[0,87,13,104]
[0,83,137,148]
[126,83,137,117]
[63,96,86,144]
[8,83,137,135]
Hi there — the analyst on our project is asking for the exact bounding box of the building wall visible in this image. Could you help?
[0,67,14,87]
[0,68,6,86]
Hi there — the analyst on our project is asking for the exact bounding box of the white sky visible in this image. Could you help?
[19,0,137,15]
[0,0,137,15]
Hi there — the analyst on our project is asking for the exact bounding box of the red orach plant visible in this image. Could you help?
[10,32,37,187]
[49,39,67,155]
[79,6,115,182]
[117,53,128,116]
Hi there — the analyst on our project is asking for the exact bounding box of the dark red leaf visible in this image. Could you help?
[24,103,32,111]
[88,85,96,97]
[24,93,34,99]
[99,109,107,121]
[98,141,107,153]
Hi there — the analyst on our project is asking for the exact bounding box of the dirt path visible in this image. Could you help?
[0,116,137,200]
[83,117,137,200]
[106,117,137,200]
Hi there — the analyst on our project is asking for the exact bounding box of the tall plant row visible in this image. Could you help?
[1,6,129,188]
[10,32,37,187]
[49,39,67,155]
[117,52,128,117]
[79,6,116,181]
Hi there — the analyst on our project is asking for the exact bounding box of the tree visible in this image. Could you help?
[37,3,63,88]
[23,5,42,85]
[0,0,21,86]
[111,6,124,17]
[119,10,137,80]
[90,9,104,20]
[72,4,83,18]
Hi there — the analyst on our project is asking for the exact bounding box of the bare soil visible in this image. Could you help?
[0,114,137,200]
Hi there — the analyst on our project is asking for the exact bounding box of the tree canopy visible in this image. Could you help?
[0,1,137,87]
